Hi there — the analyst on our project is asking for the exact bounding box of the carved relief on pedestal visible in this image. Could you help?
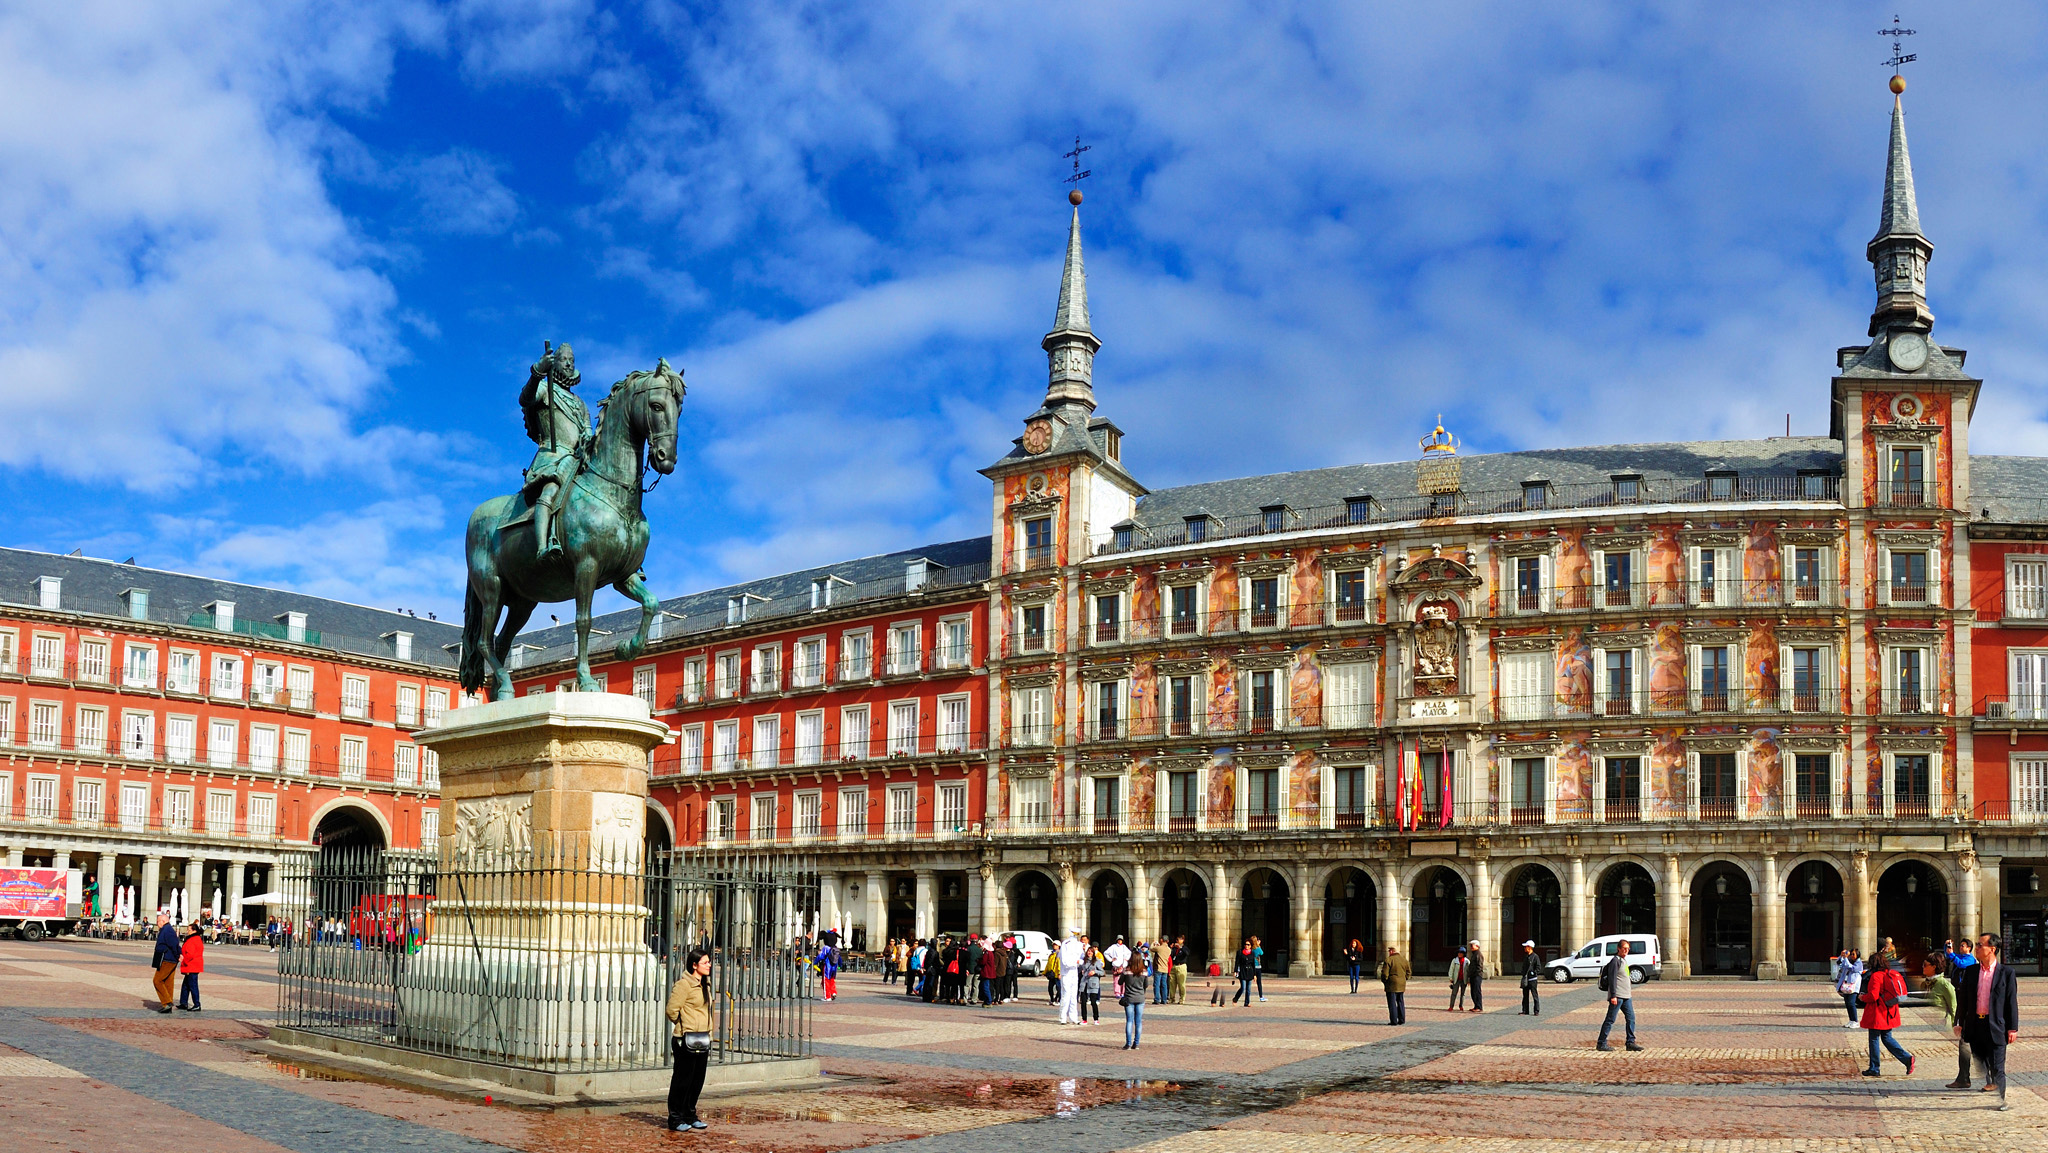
[590,792,646,869]
[453,794,534,866]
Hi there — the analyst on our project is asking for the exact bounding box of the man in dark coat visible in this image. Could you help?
[1953,932,2021,1109]
[148,909,181,1014]
[1520,940,1543,1015]
[1465,940,1486,1012]
[1377,945,1410,1025]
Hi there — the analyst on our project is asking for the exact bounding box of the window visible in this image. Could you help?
[1168,771,1199,831]
[838,788,869,839]
[124,644,157,688]
[1889,648,1926,714]
[752,715,780,769]
[840,705,870,760]
[752,795,778,842]
[76,640,109,683]
[1603,551,1634,607]
[1334,765,1369,828]
[795,711,823,766]
[36,576,60,610]
[1019,606,1047,652]
[0,632,13,675]
[938,695,970,752]
[284,730,311,774]
[165,715,196,763]
[712,721,739,771]
[1347,495,1374,523]
[26,701,58,748]
[1514,556,1544,613]
[938,782,968,834]
[1521,482,1548,510]
[1887,446,1925,505]
[341,674,368,718]
[1013,777,1050,829]
[30,634,63,677]
[2012,559,2048,619]
[1499,652,1550,721]
[165,650,199,694]
[421,747,439,786]
[1893,753,1932,812]
[1696,646,1731,712]
[1180,515,1210,544]
[253,662,283,705]
[212,655,244,699]
[937,618,970,669]
[394,743,418,786]
[1091,776,1121,832]
[1510,758,1545,823]
[1261,506,1287,533]
[1170,585,1200,635]
[0,698,11,745]
[1707,472,1736,500]
[1604,757,1641,820]
[206,790,235,833]
[1601,649,1637,716]
[887,624,920,675]
[709,798,736,842]
[287,666,313,710]
[1334,570,1368,622]
[1795,754,1832,816]
[420,805,438,845]
[249,725,278,771]
[1792,548,1825,603]
[163,786,193,832]
[682,658,707,702]
[1790,648,1828,711]
[1093,594,1122,643]
[1326,661,1370,728]
[1889,550,1929,604]
[1247,670,1276,731]
[794,638,825,686]
[1112,525,1134,551]
[1611,474,1641,502]
[74,779,103,826]
[26,775,57,822]
[680,724,704,774]
[714,653,741,698]
[1168,676,1196,735]
[631,668,655,709]
[1091,680,1122,740]
[2013,652,2048,719]
[1699,752,1738,818]
[339,736,367,780]
[1693,546,1735,606]
[120,782,148,830]
[795,792,823,840]
[840,632,872,680]
[76,706,106,753]
[1014,686,1050,745]
[1024,517,1053,567]
[886,785,916,837]
[887,700,918,755]
[1801,471,1831,499]
[1246,767,1279,829]
[1248,577,1280,629]
[751,644,781,693]
[208,719,237,768]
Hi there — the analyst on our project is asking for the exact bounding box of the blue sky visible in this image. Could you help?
[5,2,2048,620]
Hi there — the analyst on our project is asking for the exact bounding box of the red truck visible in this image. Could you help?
[0,868,69,941]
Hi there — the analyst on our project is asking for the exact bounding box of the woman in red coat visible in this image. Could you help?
[1859,957,1913,1076]
[176,921,205,1011]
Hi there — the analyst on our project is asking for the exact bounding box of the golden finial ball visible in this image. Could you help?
[1890,74,1907,95]
[1069,189,1083,206]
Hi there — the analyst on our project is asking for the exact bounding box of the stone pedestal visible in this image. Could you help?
[403,692,672,1069]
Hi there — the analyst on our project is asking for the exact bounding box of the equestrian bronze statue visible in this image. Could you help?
[460,345,684,701]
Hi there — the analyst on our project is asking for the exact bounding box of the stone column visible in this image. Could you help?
[1659,853,1687,978]
[140,855,162,916]
[1058,861,1079,936]
[184,858,205,918]
[95,854,116,919]
[1957,851,1982,943]
[820,874,842,939]
[1756,853,1785,980]
[1289,861,1313,977]
[1565,856,1589,950]
[914,869,935,940]
[5,846,22,866]
[228,860,247,926]
[1978,855,2002,946]
[1210,861,1233,969]
[1850,850,1874,953]
[971,865,991,935]
[1473,855,1496,976]
[1131,861,1153,946]
[53,850,70,871]
[1379,860,1404,958]
[864,870,885,950]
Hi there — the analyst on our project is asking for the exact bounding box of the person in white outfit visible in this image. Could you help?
[1104,936,1131,970]
[1057,928,1085,1024]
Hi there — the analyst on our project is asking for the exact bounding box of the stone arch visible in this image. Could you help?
[309,797,391,850]
[644,798,676,843]
[1004,868,1061,938]
[1593,858,1659,938]
[1409,862,1472,974]
[1497,859,1565,961]
[1087,868,1132,946]
[1875,856,1951,974]
[1238,866,1294,974]
[1318,864,1379,973]
[1393,856,1477,898]
[1155,865,1212,969]
[1682,855,1761,896]
[1783,855,1848,974]
[1690,859,1755,975]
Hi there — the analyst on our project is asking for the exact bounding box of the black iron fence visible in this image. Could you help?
[275,844,817,1073]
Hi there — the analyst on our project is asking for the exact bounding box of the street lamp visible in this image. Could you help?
[1714,874,1728,897]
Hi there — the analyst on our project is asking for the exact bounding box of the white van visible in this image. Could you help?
[1546,934,1662,984]
[1003,929,1054,975]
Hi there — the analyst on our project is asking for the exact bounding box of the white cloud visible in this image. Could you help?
[405,149,520,235]
[154,496,466,618]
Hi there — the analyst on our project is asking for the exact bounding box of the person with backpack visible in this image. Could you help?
[815,938,839,1002]
[1859,953,1915,1078]
[1595,939,1644,1052]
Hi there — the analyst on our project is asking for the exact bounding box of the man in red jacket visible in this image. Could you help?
[176,920,205,1011]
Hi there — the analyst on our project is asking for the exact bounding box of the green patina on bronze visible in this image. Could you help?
[460,345,685,701]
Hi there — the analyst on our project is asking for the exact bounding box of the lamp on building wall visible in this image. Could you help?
[1806,870,1822,898]
[1345,880,1357,899]
[1433,878,1446,900]
[1178,882,1191,899]
[1619,876,1634,898]
[1260,881,1272,899]
[896,879,911,897]
[1907,873,1919,895]
[1028,884,1040,901]
[945,879,960,898]
[850,883,862,899]
[2029,870,2041,894]
[1714,874,1729,897]
[1106,881,1120,899]
[1526,878,1542,899]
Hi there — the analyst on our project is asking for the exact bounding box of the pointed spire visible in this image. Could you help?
[1042,200,1101,412]
[1050,206,1092,336]
[1866,86,1935,336]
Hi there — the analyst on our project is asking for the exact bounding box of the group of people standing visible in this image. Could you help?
[1838,933,2022,1107]
[1052,929,1154,1049]
[885,933,1025,1005]
[146,909,206,1014]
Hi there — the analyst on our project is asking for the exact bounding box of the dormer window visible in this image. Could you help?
[1611,475,1642,504]
[1345,496,1374,525]
[1707,471,1736,500]
[36,576,61,610]
[1521,482,1548,510]
[1185,515,1209,544]
[1261,506,1288,534]
[1112,522,1135,552]
[1799,471,1833,500]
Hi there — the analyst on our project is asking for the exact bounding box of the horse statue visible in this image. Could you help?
[460,358,684,701]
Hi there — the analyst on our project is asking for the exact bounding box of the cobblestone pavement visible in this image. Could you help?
[4,938,2045,1152]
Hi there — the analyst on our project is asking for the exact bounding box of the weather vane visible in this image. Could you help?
[1880,15,1917,85]
[1063,136,1091,205]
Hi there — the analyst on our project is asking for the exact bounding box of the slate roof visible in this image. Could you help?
[1967,456,2048,524]
[511,536,993,666]
[1125,437,1846,531]
[0,547,461,668]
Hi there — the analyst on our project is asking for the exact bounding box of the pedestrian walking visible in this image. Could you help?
[176,920,205,1011]
[1250,936,1266,1001]
[1448,947,1469,1011]
[664,947,713,1132]
[1952,932,2020,1108]
[1056,928,1085,1024]
[1170,936,1189,1004]
[906,939,926,998]
[1045,941,1062,1006]
[1345,939,1365,993]
[1120,952,1149,1050]
[1232,940,1258,1006]
[1519,940,1542,1015]
[816,938,839,1002]
[1466,940,1486,1012]
[1377,945,1410,1025]
[148,909,180,1014]
[1859,952,1914,1077]
[1834,948,1865,1027]
[1595,939,1644,1052]
[922,937,943,1004]
[1079,946,1103,1023]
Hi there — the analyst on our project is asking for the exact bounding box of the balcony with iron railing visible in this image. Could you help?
[1879,687,1942,716]
[1979,696,2048,726]
[1876,481,1931,509]
[1494,688,1843,723]
[652,728,991,778]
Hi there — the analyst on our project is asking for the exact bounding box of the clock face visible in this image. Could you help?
[1888,331,1929,373]
[1022,420,1053,454]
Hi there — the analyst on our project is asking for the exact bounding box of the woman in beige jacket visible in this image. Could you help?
[665,948,713,1131]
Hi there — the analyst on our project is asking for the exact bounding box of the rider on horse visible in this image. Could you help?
[519,343,590,562]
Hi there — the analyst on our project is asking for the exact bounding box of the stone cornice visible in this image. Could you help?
[1007,671,1059,689]
[1010,582,1061,606]
[1154,658,1211,677]
[1494,634,1559,655]
[1156,564,1214,587]
[1079,662,1131,683]
[1497,538,1556,558]
[1237,558,1295,579]
[1317,645,1381,664]
[1084,575,1135,596]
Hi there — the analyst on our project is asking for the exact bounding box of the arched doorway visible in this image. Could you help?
[1007,870,1058,937]
[314,804,386,854]
[1877,860,1948,974]
[1692,862,1753,975]
[886,874,916,943]
[1322,867,1377,971]
[645,808,674,955]
[1158,869,1210,969]
[1502,864,1562,962]
[240,862,271,928]
[1239,868,1291,974]
[1412,866,1468,974]
[1595,863,1656,938]
[311,804,386,929]
[1786,860,1845,974]
[1089,871,1130,946]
